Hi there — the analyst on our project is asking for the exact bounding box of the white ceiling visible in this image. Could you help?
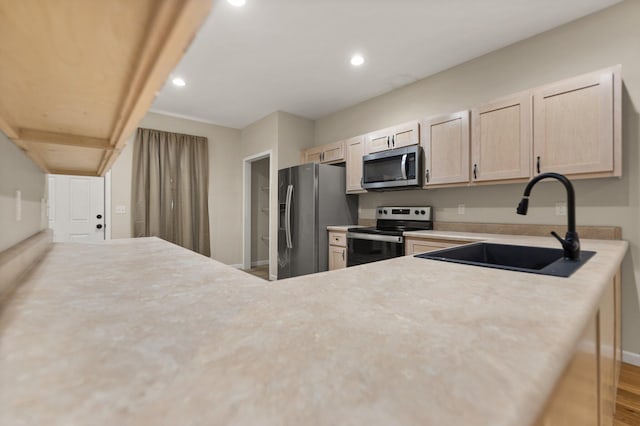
[151,0,621,129]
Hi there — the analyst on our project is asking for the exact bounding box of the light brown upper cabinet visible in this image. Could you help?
[345,135,366,193]
[364,121,420,155]
[471,92,532,183]
[533,65,621,178]
[301,140,345,164]
[421,111,470,187]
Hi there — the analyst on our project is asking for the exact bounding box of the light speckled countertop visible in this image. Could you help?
[327,225,357,232]
[0,235,628,425]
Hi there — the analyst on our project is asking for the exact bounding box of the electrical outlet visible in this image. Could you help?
[115,205,127,214]
[15,190,21,221]
[555,202,567,216]
[458,204,465,215]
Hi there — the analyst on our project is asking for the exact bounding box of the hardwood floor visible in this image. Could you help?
[615,362,640,425]
[245,265,269,281]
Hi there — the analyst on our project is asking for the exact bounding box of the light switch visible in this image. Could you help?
[115,205,127,214]
[16,190,21,221]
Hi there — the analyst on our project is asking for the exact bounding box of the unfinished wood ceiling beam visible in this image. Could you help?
[98,0,211,176]
[0,109,20,139]
[18,129,114,150]
[0,0,210,177]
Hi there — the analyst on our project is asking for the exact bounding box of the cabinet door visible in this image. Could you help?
[599,278,616,426]
[471,92,531,182]
[345,136,366,193]
[364,129,391,155]
[422,110,470,187]
[533,68,617,176]
[405,238,474,256]
[328,245,346,270]
[391,121,420,148]
[535,314,598,426]
[321,140,345,164]
[303,146,323,164]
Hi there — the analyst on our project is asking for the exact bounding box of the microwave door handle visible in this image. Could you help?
[285,184,293,249]
[400,153,407,180]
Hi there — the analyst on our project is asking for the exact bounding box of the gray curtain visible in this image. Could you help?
[132,128,210,256]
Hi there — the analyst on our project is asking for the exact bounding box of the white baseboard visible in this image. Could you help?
[251,260,269,267]
[623,350,640,367]
[269,274,277,281]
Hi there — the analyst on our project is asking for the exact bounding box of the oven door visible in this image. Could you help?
[347,232,404,267]
[362,145,421,190]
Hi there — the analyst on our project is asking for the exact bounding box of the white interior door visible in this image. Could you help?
[48,174,105,242]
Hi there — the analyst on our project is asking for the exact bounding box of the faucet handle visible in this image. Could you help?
[550,230,565,245]
[550,230,581,260]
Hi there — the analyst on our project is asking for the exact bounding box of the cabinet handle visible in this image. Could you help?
[391,135,395,147]
[321,152,324,162]
[342,249,345,260]
[536,156,541,174]
[473,164,478,180]
[425,169,430,183]
[387,136,390,148]
[360,177,363,188]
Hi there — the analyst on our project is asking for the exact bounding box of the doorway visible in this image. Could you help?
[48,173,110,242]
[242,150,272,279]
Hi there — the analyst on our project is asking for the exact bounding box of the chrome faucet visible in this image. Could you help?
[516,172,580,260]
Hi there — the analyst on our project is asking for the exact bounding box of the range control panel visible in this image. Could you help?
[375,206,433,221]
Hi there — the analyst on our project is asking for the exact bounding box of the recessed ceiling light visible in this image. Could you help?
[227,0,246,7]
[172,77,186,87]
[350,54,365,67]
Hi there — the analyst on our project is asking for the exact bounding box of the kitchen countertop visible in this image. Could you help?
[327,225,357,232]
[0,235,628,425]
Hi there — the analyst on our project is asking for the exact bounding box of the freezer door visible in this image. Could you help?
[289,163,318,277]
[277,168,292,278]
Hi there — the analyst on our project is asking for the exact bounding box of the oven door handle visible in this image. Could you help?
[347,232,403,243]
[400,153,407,180]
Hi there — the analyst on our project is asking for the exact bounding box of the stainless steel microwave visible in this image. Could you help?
[362,145,422,190]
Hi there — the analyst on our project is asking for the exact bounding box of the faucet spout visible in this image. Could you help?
[516,172,580,260]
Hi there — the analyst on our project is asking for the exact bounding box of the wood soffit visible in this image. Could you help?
[0,0,211,176]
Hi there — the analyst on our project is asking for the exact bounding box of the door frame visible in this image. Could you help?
[242,150,272,275]
[104,170,112,240]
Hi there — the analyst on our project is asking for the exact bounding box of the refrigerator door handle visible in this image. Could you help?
[285,184,293,249]
[400,154,407,180]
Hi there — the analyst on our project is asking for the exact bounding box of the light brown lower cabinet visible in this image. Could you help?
[328,231,347,270]
[404,237,475,256]
[534,272,621,426]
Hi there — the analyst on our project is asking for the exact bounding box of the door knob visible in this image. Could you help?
[97,214,102,219]
[96,224,103,229]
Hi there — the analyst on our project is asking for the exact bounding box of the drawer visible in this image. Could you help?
[329,231,347,247]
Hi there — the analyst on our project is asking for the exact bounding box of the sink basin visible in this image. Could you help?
[416,242,595,277]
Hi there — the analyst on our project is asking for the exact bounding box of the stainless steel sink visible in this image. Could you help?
[416,242,595,277]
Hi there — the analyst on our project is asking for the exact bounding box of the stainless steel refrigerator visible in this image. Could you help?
[278,163,358,279]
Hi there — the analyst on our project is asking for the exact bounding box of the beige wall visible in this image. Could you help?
[109,112,243,265]
[0,132,46,252]
[277,111,315,169]
[240,112,279,276]
[239,111,314,278]
[250,158,270,265]
[314,1,640,353]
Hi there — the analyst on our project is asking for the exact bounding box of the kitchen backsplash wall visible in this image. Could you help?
[358,177,624,228]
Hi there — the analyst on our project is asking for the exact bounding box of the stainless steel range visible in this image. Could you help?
[346,206,433,267]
